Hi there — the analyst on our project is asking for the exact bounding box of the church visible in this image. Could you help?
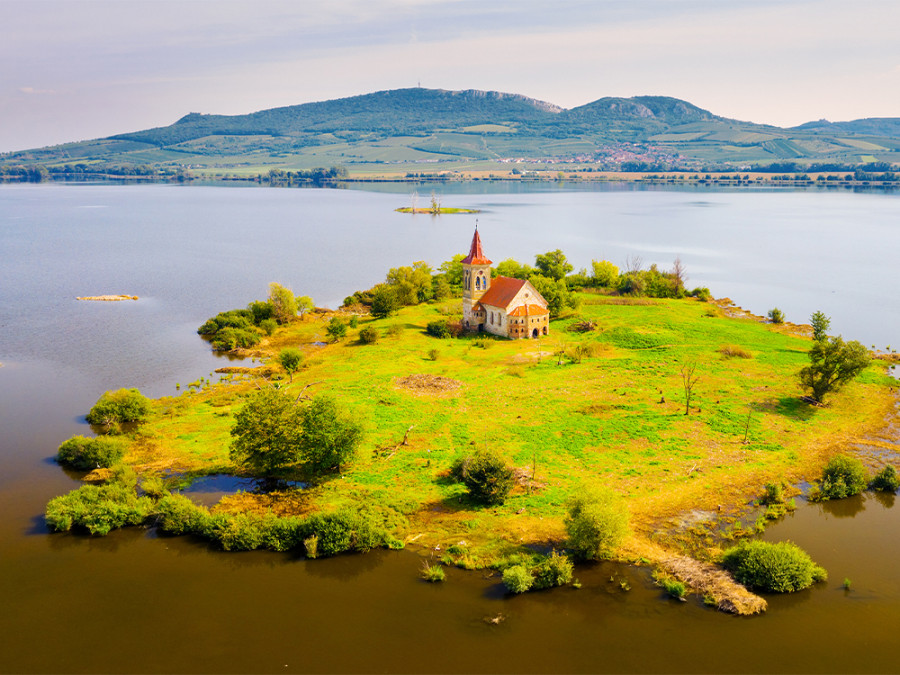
[460,227,550,339]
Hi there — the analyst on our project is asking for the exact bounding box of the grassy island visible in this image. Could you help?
[47,285,897,612]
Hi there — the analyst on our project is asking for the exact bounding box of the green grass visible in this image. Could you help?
[110,291,895,563]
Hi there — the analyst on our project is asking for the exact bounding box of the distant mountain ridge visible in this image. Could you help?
[4,87,899,172]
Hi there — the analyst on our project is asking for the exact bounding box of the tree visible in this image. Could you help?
[296,295,315,319]
[495,258,533,280]
[326,317,347,341]
[529,274,577,317]
[438,254,465,290]
[799,336,870,402]
[680,362,699,415]
[451,448,515,505]
[369,284,399,318]
[277,348,303,383]
[767,307,785,324]
[86,388,151,427]
[268,282,298,324]
[590,260,619,287]
[810,310,831,342]
[534,249,573,281]
[230,388,305,477]
[386,261,433,305]
[564,485,629,560]
[298,395,363,474]
[671,256,687,292]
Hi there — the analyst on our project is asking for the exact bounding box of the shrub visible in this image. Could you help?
[45,480,154,536]
[767,308,785,324]
[718,344,752,359]
[759,482,784,506]
[502,564,535,593]
[211,327,261,351]
[532,550,574,590]
[654,572,687,599]
[86,388,151,426]
[261,515,305,552]
[208,512,266,551]
[155,494,210,535]
[326,317,347,341]
[302,508,386,557]
[421,561,445,582]
[259,318,277,336]
[56,435,127,470]
[358,326,379,344]
[426,319,451,338]
[140,474,169,499]
[427,348,440,361]
[303,534,319,559]
[453,448,515,505]
[814,454,869,501]
[721,540,827,592]
[690,287,711,302]
[565,485,630,560]
[348,315,359,329]
[386,324,403,337]
[870,465,899,492]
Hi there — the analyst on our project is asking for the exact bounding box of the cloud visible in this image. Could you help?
[18,86,54,95]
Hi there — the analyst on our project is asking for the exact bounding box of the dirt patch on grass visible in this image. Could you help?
[661,554,767,615]
[395,374,463,396]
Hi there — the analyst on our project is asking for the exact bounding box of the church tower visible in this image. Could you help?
[462,226,492,329]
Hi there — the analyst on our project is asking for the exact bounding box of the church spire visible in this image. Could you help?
[461,226,492,265]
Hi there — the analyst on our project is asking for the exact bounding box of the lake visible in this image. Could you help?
[0,182,898,673]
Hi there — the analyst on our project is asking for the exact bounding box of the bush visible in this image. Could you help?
[718,344,752,359]
[502,565,535,593]
[302,508,386,557]
[421,561,445,582]
[386,324,403,337]
[56,435,127,470]
[45,480,154,536]
[155,494,211,535]
[211,327,261,351]
[759,482,784,506]
[426,319,452,338]
[532,550,574,590]
[767,308,785,324]
[348,315,359,329]
[814,454,869,501]
[871,465,899,492]
[259,318,277,336]
[427,348,440,361]
[86,388,151,426]
[690,287,711,302]
[654,572,687,599]
[564,485,630,560]
[452,448,515,505]
[358,326,379,344]
[326,317,347,341]
[721,540,827,592]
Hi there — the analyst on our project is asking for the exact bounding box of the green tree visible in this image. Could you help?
[277,348,303,383]
[816,453,869,500]
[564,485,629,560]
[296,295,315,319]
[438,254,465,290]
[386,261,433,305]
[370,284,399,318]
[810,310,831,342]
[86,388,151,427]
[452,448,515,505]
[326,317,347,341]
[230,388,305,477]
[529,274,577,317]
[495,258,533,280]
[799,336,870,402]
[590,260,619,287]
[268,282,298,324]
[534,249,573,281]
[298,395,364,474]
[767,307,785,324]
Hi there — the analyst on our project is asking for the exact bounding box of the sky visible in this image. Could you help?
[1,0,898,152]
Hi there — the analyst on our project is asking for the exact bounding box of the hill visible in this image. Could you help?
[3,88,899,175]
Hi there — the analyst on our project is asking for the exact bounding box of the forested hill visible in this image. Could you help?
[4,87,900,174]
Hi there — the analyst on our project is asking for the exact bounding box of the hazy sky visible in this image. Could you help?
[2,0,898,152]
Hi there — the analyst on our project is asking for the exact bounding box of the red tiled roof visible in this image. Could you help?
[461,228,492,265]
[508,304,549,317]
[478,276,527,309]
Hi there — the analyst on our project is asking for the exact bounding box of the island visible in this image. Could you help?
[45,231,898,614]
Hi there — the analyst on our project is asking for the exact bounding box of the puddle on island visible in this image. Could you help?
[178,474,305,506]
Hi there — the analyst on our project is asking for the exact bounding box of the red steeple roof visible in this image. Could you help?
[461,227,492,265]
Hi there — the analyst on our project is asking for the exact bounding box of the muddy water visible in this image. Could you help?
[2,183,900,673]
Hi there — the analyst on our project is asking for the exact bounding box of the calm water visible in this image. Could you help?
[1,183,899,673]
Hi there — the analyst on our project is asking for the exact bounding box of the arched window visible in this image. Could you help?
[475,277,481,291]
